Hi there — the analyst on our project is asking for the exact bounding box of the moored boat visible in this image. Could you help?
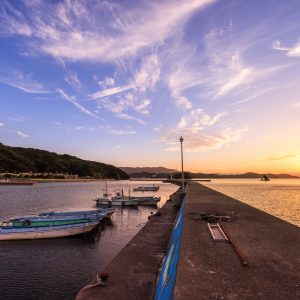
[96,197,140,207]
[9,214,100,227]
[39,208,117,219]
[95,189,141,207]
[137,196,161,206]
[0,221,99,241]
[133,185,160,191]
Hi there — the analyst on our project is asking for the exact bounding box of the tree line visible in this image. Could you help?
[0,143,129,179]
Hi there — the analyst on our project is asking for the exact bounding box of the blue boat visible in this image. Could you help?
[39,208,117,219]
[9,214,101,227]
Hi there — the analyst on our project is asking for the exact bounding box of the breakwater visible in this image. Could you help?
[76,189,182,300]
[76,182,300,300]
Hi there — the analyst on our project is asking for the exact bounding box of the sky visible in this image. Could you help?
[0,0,300,175]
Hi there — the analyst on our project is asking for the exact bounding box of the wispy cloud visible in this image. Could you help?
[163,127,247,152]
[153,125,163,131]
[64,70,81,88]
[17,131,29,138]
[215,68,252,98]
[73,124,136,136]
[0,122,4,127]
[0,70,52,94]
[91,53,160,99]
[97,77,116,88]
[108,129,136,136]
[0,0,217,62]
[178,109,227,132]
[91,84,134,99]
[273,39,300,57]
[255,154,300,162]
[229,88,272,106]
[116,113,146,125]
[167,62,205,110]
[56,88,100,119]
[8,116,30,122]
[159,108,242,153]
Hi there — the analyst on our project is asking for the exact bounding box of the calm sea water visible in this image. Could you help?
[0,180,178,300]
[201,179,300,227]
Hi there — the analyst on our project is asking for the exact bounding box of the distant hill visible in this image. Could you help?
[124,169,299,179]
[0,143,129,179]
[189,172,299,179]
[120,167,178,175]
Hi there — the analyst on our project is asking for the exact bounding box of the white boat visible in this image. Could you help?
[96,197,140,207]
[133,185,160,191]
[95,189,141,207]
[0,221,99,241]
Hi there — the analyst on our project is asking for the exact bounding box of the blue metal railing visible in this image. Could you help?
[154,196,185,300]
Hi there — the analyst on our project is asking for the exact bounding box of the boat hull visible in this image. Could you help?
[39,208,117,219]
[133,186,159,191]
[98,199,140,206]
[0,222,98,241]
[137,196,161,206]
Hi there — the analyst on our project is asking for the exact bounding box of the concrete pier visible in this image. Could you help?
[76,189,181,300]
[174,182,300,299]
[76,182,300,300]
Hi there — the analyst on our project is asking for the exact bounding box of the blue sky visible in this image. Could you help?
[0,0,300,173]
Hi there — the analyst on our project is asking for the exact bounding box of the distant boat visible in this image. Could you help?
[261,174,270,181]
[133,185,160,191]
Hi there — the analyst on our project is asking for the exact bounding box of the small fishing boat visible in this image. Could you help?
[133,185,160,191]
[0,221,99,240]
[39,208,117,219]
[8,214,102,227]
[261,174,270,181]
[96,197,140,207]
[95,188,141,207]
[137,196,161,206]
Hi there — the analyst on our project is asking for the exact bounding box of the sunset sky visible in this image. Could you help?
[0,0,300,174]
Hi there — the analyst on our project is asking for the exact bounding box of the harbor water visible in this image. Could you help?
[1,179,299,300]
[202,178,300,227]
[0,180,177,300]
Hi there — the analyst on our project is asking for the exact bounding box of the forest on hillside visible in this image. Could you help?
[0,143,129,179]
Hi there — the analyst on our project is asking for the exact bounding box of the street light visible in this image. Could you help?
[179,136,184,194]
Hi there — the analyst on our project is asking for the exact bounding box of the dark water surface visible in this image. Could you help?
[0,180,178,300]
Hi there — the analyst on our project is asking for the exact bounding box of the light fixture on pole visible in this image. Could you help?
[179,136,184,193]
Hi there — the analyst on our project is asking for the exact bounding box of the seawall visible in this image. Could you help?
[76,182,300,299]
[75,189,181,300]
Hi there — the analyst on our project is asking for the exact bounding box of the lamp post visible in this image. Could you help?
[179,136,184,194]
